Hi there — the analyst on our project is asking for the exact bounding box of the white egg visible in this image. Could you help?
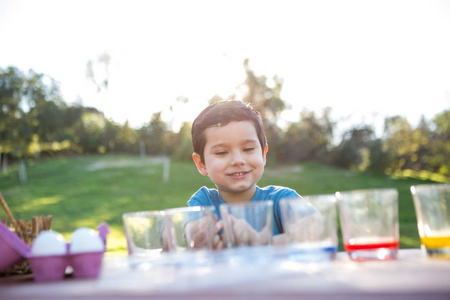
[31,230,67,256]
[69,227,104,254]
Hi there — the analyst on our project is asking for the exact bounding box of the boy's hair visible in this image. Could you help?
[191,100,267,163]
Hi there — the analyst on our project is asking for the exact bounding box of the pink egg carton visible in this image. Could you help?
[29,249,105,281]
[0,221,31,271]
[0,222,109,281]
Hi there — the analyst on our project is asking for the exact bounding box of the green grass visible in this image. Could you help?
[0,154,442,254]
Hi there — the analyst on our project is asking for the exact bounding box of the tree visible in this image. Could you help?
[366,138,390,174]
[31,100,66,142]
[428,110,450,176]
[331,125,376,170]
[110,121,138,154]
[280,108,334,163]
[0,67,65,158]
[381,115,436,175]
[0,67,26,159]
[86,52,110,92]
[238,59,289,162]
[73,108,108,153]
[240,59,286,124]
[140,112,168,155]
[171,122,194,161]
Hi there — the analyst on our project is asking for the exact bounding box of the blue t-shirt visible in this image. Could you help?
[187,185,301,235]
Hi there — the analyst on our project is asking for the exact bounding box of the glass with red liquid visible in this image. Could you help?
[336,188,399,261]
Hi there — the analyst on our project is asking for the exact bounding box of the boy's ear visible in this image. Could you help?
[263,144,268,165]
[192,153,208,176]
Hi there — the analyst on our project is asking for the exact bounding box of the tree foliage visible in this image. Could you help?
[0,65,448,181]
[331,126,375,170]
[279,109,334,163]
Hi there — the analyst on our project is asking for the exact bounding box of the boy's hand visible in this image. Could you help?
[213,219,225,250]
[223,215,271,246]
[286,211,324,243]
[185,214,225,250]
[161,225,171,251]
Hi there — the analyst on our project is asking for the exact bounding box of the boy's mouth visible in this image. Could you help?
[228,171,249,176]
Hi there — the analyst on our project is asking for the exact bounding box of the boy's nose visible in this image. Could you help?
[230,151,245,165]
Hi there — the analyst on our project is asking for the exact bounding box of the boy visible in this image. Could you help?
[188,100,301,249]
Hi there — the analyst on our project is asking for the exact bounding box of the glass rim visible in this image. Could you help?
[164,205,215,215]
[410,183,450,195]
[122,210,165,218]
[335,188,398,199]
[283,195,336,203]
[219,200,274,209]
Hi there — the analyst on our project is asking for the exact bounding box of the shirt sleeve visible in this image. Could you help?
[187,186,211,207]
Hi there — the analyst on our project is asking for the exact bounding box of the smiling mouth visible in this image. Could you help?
[228,171,249,176]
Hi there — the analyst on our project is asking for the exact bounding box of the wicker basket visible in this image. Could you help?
[1,191,53,275]
[0,216,52,275]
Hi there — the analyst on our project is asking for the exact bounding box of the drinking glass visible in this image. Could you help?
[164,206,216,252]
[410,183,450,258]
[336,188,399,261]
[122,211,167,260]
[280,195,338,260]
[219,201,273,248]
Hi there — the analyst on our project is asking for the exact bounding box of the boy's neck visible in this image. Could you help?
[219,186,257,204]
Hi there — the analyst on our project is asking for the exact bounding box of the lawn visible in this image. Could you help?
[0,154,441,254]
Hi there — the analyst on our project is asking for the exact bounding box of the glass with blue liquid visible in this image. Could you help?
[280,195,338,261]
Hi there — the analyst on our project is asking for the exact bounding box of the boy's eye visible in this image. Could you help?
[244,147,255,152]
[215,151,228,156]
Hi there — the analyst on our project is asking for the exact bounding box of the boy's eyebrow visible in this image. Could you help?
[241,139,259,144]
[210,142,227,149]
[209,139,259,149]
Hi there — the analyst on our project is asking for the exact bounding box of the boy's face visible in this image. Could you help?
[193,121,268,201]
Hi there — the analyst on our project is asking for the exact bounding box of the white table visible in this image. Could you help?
[1,248,449,300]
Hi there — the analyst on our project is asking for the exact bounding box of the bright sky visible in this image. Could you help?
[1,0,449,137]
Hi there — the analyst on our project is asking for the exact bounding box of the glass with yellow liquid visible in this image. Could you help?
[411,184,450,258]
